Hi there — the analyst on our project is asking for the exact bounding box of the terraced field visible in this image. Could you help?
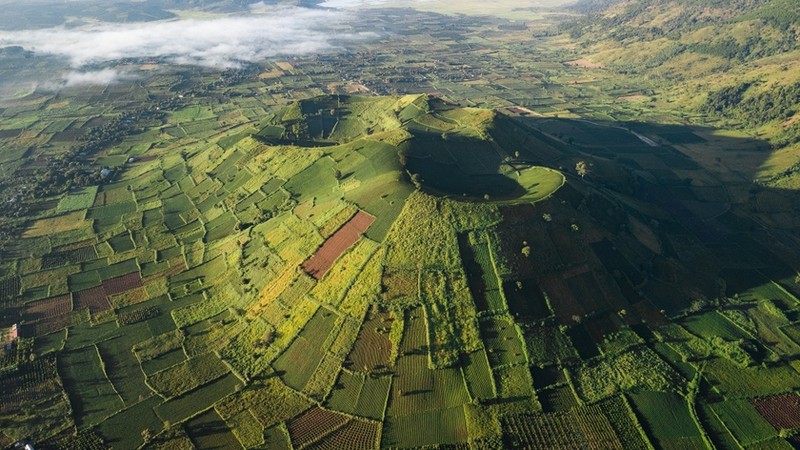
[0,21,798,447]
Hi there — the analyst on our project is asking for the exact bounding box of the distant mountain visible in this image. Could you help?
[562,0,800,148]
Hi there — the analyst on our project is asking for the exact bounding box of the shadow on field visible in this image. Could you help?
[489,113,800,319]
[404,129,531,199]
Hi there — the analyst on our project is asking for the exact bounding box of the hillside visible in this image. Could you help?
[560,0,800,167]
[2,87,800,448]
[1,2,800,447]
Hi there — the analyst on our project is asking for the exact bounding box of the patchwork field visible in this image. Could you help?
[0,3,798,447]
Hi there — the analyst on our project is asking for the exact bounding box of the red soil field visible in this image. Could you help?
[74,286,111,314]
[302,211,374,280]
[288,406,350,449]
[751,393,800,430]
[23,295,72,322]
[102,272,143,296]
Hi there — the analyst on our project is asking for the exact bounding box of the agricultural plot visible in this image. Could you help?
[494,364,536,400]
[184,408,242,450]
[537,385,579,413]
[703,357,800,397]
[326,370,364,413]
[629,391,707,450]
[567,324,601,359]
[108,233,136,253]
[34,329,67,355]
[325,369,391,421]
[382,406,468,448]
[155,373,242,424]
[217,376,312,433]
[224,408,265,448]
[302,211,375,280]
[23,295,72,322]
[347,306,393,373]
[354,375,392,420]
[575,347,681,403]
[102,272,143,295]
[0,356,62,415]
[40,245,97,269]
[564,270,612,317]
[307,418,380,450]
[751,393,800,430]
[96,336,153,405]
[540,274,585,325]
[0,276,21,301]
[273,306,339,392]
[118,305,160,326]
[309,238,379,308]
[23,210,90,238]
[95,396,163,449]
[502,405,624,450]
[462,350,496,401]
[56,186,98,213]
[287,406,350,449]
[147,352,229,399]
[681,311,752,342]
[504,278,552,321]
[479,317,527,367]
[73,286,111,315]
[711,399,777,447]
[24,314,73,338]
[387,305,471,433]
[58,346,124,428]
[458,233,505,313]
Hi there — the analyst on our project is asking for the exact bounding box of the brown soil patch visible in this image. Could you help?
[24,295,72,322]
[102,272,143,296]
[288,406,350,449]
[303,211,374,280]
[751,393,800,430]
[74,286,111,314]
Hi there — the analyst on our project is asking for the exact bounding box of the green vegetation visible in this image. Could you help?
[0,1,798,448]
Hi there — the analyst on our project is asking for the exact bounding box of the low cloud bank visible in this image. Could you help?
[0,6,354,86]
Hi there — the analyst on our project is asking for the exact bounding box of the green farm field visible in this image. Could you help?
[0,0,799,448]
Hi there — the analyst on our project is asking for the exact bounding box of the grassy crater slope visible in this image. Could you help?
[263,94,565,203]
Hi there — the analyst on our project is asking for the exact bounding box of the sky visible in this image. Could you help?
[0,3,359,88]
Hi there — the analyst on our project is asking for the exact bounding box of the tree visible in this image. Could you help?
[410,173,423,189]
[576,160,589,178]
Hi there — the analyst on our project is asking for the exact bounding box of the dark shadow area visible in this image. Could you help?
[404,130,531,199]
[489,113,800,330]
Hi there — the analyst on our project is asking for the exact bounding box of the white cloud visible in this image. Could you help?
[318,0,432,8]
[0,6,355,86]
[62,69,130,87]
